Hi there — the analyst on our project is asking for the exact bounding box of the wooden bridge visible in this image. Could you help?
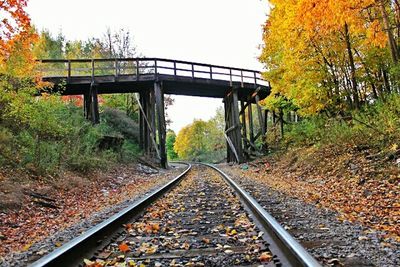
[38,58,271,168]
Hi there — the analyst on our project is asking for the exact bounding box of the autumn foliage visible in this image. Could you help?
[173,109,226,162]
[0,0,37,77]
[260,0,400,115]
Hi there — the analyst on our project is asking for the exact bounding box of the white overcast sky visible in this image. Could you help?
[27,0,270,133]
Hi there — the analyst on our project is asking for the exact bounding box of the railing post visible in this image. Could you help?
[191,64,194,79]
[91,59,95,82]
[174,61,177,77]
[210,66,213,80]
[115,58,118,78]
[254,72,257,85]
[136,59,140,80]
[229,69,232,87]
[240,70,244,87]
[154,59,158,79]
[67,60,71,80]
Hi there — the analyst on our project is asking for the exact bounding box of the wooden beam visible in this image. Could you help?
[255,94,266,136]
[264,109,269,133]
[240,100,247,153]
[135,92,160,158]
[144,91,151,153]
[232,88,243,163]
[149,89,156,155]
[85,83,100,124]
[247,100,255,145]
[224,99,232,162]
[139,92,145,149]
[84,92,91,119]
[154,82,167,168]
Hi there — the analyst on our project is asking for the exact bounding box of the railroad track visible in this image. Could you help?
[30,164,321,267]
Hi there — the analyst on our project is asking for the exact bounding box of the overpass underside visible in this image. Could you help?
[40,58,271,167]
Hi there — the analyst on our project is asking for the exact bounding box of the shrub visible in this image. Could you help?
[280,94,400,150]
[102,108,139,142]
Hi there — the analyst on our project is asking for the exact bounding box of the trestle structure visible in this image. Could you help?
[224,87,268,163]
[84,82,100,124]
[38,57,271,167]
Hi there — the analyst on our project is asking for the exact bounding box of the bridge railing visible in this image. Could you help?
[37,58,269,87]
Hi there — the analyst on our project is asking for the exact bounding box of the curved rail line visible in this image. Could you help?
[30,163,191,267]
[203,164,321,267]
[30,163,320,267]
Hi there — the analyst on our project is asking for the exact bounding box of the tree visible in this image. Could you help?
[166,130,178,160]
[174,111,226,162]
[260,0,391,115]
[0,0,37,78]
[0,0,32,53]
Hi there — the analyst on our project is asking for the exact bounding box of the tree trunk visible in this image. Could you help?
[380,0,399,64]
[344,23,360,109]
[354,49,378,99]
[381,67,392,94]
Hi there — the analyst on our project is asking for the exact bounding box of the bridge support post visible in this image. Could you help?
[137,84,167,169]
[139,92,146,150]
[154,82,167,168]
[139,90,155,156]
[255,94,267,153]
[234,90,269,160]
[224,88,244,163]
[84,83,100,124]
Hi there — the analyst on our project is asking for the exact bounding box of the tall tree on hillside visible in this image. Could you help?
[260,0,392,115]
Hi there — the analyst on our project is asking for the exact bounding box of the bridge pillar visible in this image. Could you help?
[84,83,100,124]
[154,82,167,168]
[137,83,167,169]
[238,89,268,159]
[139,90,156,157]
[139,91,149,152]
[224,88,244,163]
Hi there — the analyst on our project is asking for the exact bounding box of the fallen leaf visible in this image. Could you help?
[202,238,210,244]
[259,252,272,261]
[118,242,130,253]
[83,259,95,266]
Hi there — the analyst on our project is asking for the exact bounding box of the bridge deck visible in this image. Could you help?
[39,58,270,101]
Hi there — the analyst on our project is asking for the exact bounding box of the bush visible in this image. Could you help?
[0,86,141,175]
[280,94,400,150]
[101,108,141,162]
[102,108,139,142]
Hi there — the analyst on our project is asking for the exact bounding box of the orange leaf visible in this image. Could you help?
[152,223,160,232]
[259,252,272,262]
[119,242,130,253]
[202,238,210,244]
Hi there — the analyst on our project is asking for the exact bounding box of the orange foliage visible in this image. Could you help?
[61,95,84,107]
[61,95,104,107]
[0,0,38,77]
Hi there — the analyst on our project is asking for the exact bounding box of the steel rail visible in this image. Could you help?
[203,163,322,267]
[29,163,191,267]
[29,162,318,266]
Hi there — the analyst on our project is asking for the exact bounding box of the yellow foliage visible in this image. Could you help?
[261,0,389,115]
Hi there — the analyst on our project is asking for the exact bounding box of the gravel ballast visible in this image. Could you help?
[1,165,186,267]
[219,164,399,267]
